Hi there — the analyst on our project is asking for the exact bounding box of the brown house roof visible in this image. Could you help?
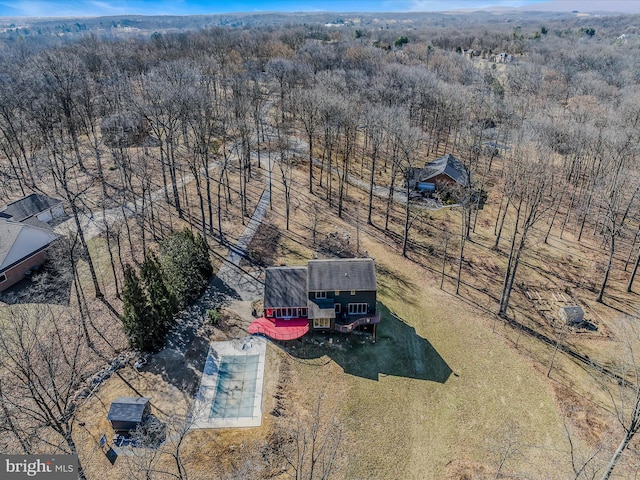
[412,153,470,187]
[307,258,376,292]
[263,266,308,308]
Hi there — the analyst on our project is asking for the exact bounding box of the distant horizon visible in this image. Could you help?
[2,0,640,18]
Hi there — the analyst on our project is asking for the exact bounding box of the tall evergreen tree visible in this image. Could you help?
[120,264,154,351]
[195,231,213,279]
[140,252,177,345]
[160,228,213,308]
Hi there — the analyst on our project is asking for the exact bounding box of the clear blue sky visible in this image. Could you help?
[0,0,551,17]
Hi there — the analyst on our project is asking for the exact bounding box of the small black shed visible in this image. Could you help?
[107,397,151,434]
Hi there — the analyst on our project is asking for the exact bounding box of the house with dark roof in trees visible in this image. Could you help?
[1,193,65,225]
[407,153,470,194]
[249,258,379,341]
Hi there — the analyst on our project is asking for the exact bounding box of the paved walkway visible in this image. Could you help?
[215,185,269,302]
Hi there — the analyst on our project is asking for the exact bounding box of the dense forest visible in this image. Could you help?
[3,10,640,479]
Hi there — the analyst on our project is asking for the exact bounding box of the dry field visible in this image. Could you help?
[4,130,640,479]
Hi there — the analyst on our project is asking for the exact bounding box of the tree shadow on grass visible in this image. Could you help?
[376,264,418,307]
[282,302,452,383]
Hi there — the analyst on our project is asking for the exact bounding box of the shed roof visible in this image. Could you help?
[107,397,150,423]
[0,219,59,273]
[264,266,308,308]
[559,306,584,315]
[1,193,63,222]
[418,153,469,187]
[307,258,376,292]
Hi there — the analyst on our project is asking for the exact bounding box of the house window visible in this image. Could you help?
[350,290,356,295]
[348,303,368,315]
[335,290,340,295]
[313,318,331,329]
[276,308,299,318]
[299,307,308,317]
[334,303,341,313]
[0,273,5,283]
[315,291,327,299]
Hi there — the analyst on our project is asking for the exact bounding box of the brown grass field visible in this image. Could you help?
[4,133,640,479]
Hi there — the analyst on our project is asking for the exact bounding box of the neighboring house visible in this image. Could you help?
[407,153,470,194]
[0,193,65,224]
[0,219,59,292]
[107,397,151,434]
[250,258,379,341]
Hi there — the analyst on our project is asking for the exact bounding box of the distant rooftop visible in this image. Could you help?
[412,153,470,187]
[1,193,63,222]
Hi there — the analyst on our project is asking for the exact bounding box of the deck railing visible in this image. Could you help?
[249,323,309,341]
[333,315,380,333]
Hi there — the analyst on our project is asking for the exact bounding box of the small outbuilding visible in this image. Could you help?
[558,305,584,325]
[107,397,151,434]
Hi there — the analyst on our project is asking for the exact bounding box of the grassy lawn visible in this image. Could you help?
[284,235,574,479]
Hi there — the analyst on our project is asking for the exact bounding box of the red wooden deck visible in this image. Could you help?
[248,317,309,341]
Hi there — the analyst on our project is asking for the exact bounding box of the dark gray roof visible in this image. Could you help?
[1,193,63,222]
[308,299,336,319]
[264,266,308,308]
[307,258,376,292]
[418,153,469,187]
[107,397,150,423]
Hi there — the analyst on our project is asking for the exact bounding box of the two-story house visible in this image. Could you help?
[249,258,379,341]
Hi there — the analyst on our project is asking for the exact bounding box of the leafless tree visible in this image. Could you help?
[362,105,390,226]
[597,319,640,480]
[562,406,608,480]
[595,134,639,303]
[485,419,524,480]
[0,305,96,480]
[498,148,557,317]
[306,201,324,246]
[293,86,322,194]
[284,393,343,480]
[275,132,295,231]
